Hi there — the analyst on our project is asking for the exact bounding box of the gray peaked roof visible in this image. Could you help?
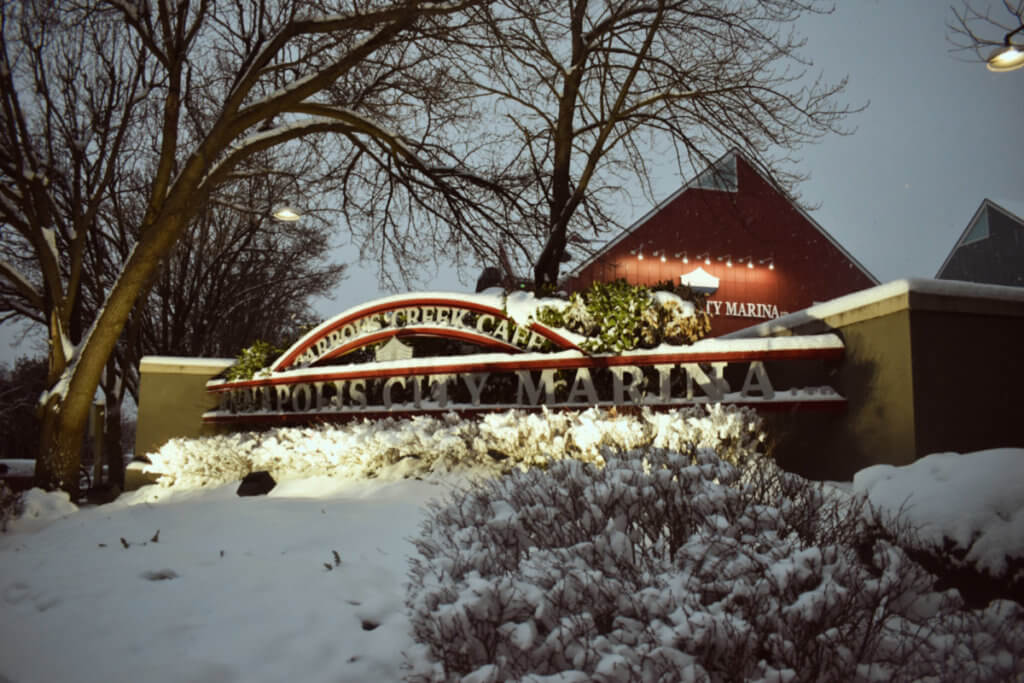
[935,198,1024,278]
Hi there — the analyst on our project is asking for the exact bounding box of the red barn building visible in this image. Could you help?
[566,151,878,336]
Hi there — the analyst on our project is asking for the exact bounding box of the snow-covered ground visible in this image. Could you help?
[1,475,454,683]
[2,444,1022,682]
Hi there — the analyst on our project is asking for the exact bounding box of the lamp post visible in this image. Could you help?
[987,25,1024,72]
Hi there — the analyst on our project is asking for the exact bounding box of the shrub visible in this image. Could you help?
[852,452,1024,608]
[224,340,283,381]
[142,406,765,488]
[405,449,1024,682]
[535,280,710,352]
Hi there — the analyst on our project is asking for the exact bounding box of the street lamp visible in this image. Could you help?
[987,26,1024,72]
[272,206,302,221]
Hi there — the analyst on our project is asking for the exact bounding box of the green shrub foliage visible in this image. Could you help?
[536,280,710,352]
[224,340,283,381]
[651,278,709,310]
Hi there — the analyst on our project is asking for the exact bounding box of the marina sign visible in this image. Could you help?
[205,293,845,425]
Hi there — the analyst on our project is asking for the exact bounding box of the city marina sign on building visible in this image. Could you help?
[204,293,844,425]
[707,299,786,320]
[681,266,787,321]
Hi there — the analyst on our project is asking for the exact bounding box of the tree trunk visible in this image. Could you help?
[36,395,89,500]
[34,183,195,497]
[533,224,567,291]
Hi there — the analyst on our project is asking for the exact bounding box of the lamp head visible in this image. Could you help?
[272,206,301,221]
[987,44,1024,71]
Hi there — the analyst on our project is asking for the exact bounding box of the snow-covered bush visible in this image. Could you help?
[405,449,1024,682]
[854,449,1024,607]
[143,406,764,488]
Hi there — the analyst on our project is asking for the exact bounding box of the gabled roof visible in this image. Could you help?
[567,149,878,284]
[935,198,1024,278]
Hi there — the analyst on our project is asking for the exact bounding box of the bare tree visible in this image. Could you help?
[445,0,856,288]
[0,0,506,495]
[949,0,1024,67]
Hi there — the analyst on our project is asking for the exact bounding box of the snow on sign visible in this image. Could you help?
[204,292,846,425]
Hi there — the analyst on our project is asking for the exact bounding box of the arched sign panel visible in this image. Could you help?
[206,293,847,426]
[272,294,580,372]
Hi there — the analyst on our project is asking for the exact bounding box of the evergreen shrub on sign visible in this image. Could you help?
[224,340,283,381]
[535,280,710,352]
[405,449,1024,682]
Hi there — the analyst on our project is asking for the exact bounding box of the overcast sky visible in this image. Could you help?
[1,1,1021,364]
